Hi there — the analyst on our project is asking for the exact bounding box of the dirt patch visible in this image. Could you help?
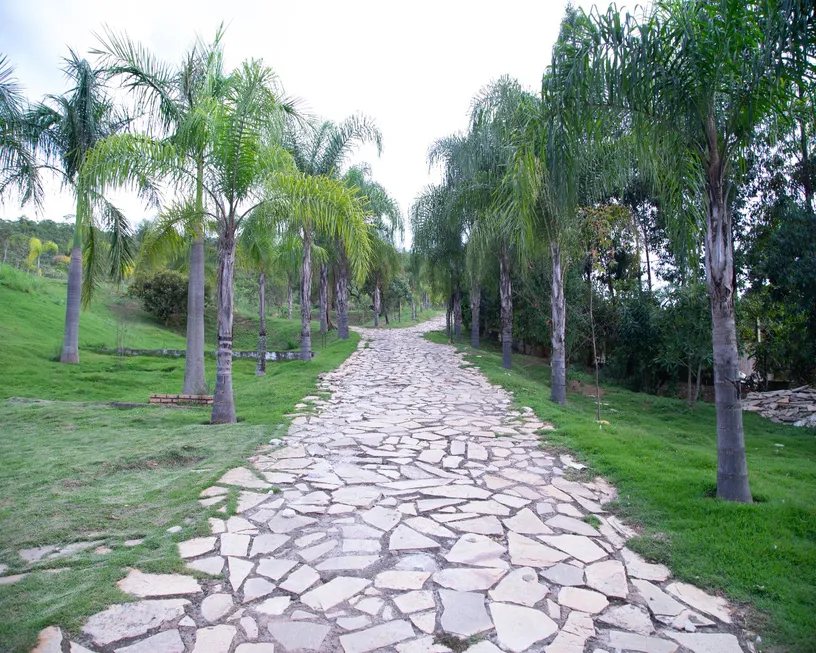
[568,380,606,397]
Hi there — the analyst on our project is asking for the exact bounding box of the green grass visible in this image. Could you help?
[361,308,443,329]
[0,267,360,652]
[426,330,816,653]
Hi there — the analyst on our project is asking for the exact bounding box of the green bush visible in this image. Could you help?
[129,270,188,325]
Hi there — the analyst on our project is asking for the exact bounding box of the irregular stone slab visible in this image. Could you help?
[301,576,371,611]
[31,626,62,653]
[508,532,568,567]
[493,493,531,509]
[396,554,439,572]
[438,590,492,637]
[20,545,58,563]
[235,644,276,653]
[338,619,415,653]
[409,611,436,635]
[607,630,678,653]
[433,567,506,591]
[240,617,258,639]
[449,516,504,535]
[404,517,456,538]
[179,537,217,559]
[228,557,254,592]
[632,579,685,618]
[416,498,464,512]
[375,570,431,590]
[254,596,291,615]
[187,556,224,576]
[83,599,190,646]
[280,564,320,593]
[389,525,440,551]
[393,590,435,614]
[665,582,732,623]
[445,534,508,569]
[597,604,654,636]
[418,485,491,500]
[466,643,504,653]
[257,557,298,580]
[540,534,606,563]
[362,506,402,531]
[621,548,670,582]
[221,533,250,557]
[557,586,609,614]
[298,539,337,562]
[337,615,372,630]
[268,620,330,651]
[115,629,185,653]
[343,538,382,553]
[340,524,383,539]
[250,534,290,558]
[396,636,452,653]
[540,562,584,586]
[544,610,594,653]
[503,508,551,535]
[490,602,557,652]
[243,577,276,602]
[117,569,201,597]
[219,467,270,489]
[665,632,743,653]
[316,555,380,571]
[267,513,318,534]
[585,559,628,598]
[459,500,512,516]
[332,486,382,507]
[489,567,548,606]
[201,593,234,622]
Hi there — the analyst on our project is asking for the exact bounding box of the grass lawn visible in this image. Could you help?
[426,330,816,653]
[0,267,360,652]
[361,308,444,329]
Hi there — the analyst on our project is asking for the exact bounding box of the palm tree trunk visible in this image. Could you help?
[373,281,381,328]
[336,251,350,339]
[300,231,312,361]
[453,285,462,343]
[211,225,238,424]
[550,241,567,405]
[499,243,513,370]
[705,177,751,502]
[287,272,293,320]
[256,271,266,376]
[398,299,401,322]
[319,263,328,335]
[60,236,82,364]
[326,268,335,331]
[183,162,207,394]
[470,279,480,349]
[183,229,207,394]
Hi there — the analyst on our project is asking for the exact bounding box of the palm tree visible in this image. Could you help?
[558,0,811,501]
[27,237,58,274]
[238,214,276,375]
[0,55,41,206]
[94,28,227,394]
[284,116,381,343]
[29,51,135,364]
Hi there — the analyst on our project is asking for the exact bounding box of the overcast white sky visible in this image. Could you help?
[0,0,594,244]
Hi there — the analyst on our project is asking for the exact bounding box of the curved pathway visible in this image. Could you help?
[46,317,747,653]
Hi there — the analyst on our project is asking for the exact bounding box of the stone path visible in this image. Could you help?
[37,318,748,653]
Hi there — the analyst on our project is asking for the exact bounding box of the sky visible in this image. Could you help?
[0,0,594,245]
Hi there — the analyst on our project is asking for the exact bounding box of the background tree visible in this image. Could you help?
[26,237,58,275]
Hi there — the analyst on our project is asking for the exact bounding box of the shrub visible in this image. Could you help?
[129,269,188,325]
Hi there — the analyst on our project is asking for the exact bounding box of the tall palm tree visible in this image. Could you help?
[0,55,41,206]
[558,0,812,501]
[27,237,58,274]
[284,116,382,343]
[94,28,227,394]
[238,214,276,375]
[29,51,135,364]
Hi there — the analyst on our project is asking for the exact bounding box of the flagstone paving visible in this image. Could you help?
[36,317,748,652]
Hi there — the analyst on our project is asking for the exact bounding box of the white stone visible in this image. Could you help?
[83,599,190,646]
[117,569,201,597]
[362,506,402,531]
[540,534,606,563]
[586,559,628,598]
[433,567,506,591]
[449,516,504,535]
[228,557,254,592]
[389,525,440,550]
[621,548,670,582]
[632,579,686,617]
[187,556,224,576]
[201,593,234,622]
[298,539,337,562]
[541,562,584,586]
[445,534,508,569]
[393,590,435,614]
[438,590,492,637]
[249,534,290,557]
[191,624,236,653]
[557,586,609,614]
[254,596,291,615]
[300,576,371,611]
[279,564,320,593]
[418,485,491,499]
[503,508,552,535]
[607,631,678,653]
[268,621,330,651]
[220,534,250,557]
[665,632,743,653]
[242,577,276,602]
[490,603,558,653]
[235,645,275,653]
[179,537,217,559]
[489,567,548,606]
[240,615,258,639]
[114,630,185,653]
[665,582,732,623]
[256,557,298,580]
[409,611,437,634]
[597,604,654,635]
[316,555,380,571]
[544,610,595,653]
[375,570,431,590]
[459,500,512,516]
[404,517,456,538]
[31,626,63,653]
[218,467,270,489]
[507,532,568,567]
[338,620,415,653]
[337,615,372,630]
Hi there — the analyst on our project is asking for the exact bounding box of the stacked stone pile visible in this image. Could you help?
[743,386,816,427]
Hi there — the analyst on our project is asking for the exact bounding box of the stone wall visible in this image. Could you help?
[742,385,816,427]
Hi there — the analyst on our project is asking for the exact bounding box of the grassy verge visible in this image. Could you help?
[426,330,816,653]
[0,268,360,652]
[361,308,443,329]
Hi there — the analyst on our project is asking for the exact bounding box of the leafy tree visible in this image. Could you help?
[29,51,136,364]
[26,237,58,275]
[0,56,40,206]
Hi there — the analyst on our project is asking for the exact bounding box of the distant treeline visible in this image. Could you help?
[0,217,74,274]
